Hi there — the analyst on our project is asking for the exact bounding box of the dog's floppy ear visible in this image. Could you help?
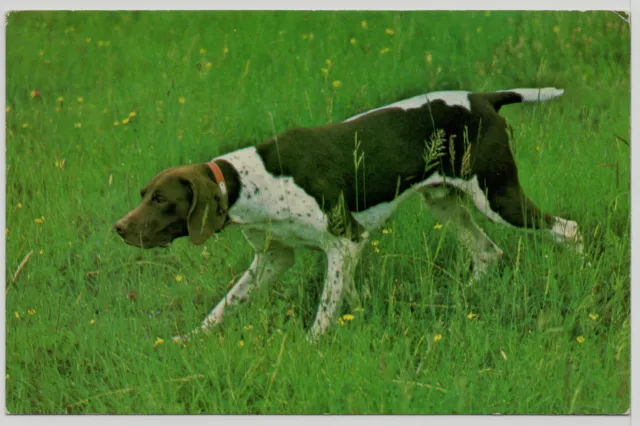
[184,168,228,245]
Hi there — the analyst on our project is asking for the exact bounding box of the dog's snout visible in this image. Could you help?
[114,221,127,237]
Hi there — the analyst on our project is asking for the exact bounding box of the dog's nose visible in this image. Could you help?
[114,222,126,237]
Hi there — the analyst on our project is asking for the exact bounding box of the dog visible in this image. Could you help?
[114,88,583,341]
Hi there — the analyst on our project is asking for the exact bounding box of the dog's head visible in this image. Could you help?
[114,164,228,248]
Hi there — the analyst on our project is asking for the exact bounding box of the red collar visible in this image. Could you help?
[207,161,228,197]
[207,161,227,196]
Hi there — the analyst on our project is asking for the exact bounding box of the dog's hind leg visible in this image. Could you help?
[469,177,584,254]
[173,233,295,342]
[421,188,504,282]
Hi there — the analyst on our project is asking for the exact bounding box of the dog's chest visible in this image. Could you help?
[217,148,331,246]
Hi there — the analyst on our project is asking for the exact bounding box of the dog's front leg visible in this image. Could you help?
[308,238,364,341]
[173,240,294,342]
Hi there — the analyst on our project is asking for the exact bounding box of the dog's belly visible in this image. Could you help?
[352,172,509,229]
[352,188,417,229]
[239,220,333,249]
[351,172,450,229]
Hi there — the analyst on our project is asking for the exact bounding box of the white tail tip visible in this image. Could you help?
[505,87,564,102]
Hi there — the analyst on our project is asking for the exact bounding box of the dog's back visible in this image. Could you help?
[255,88,564,216]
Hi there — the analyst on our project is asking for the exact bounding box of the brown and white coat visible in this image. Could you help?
[114,87,583,341]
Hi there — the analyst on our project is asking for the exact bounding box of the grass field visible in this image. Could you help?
[5,10,630,414]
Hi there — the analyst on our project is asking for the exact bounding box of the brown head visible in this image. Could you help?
[114,164,228,248]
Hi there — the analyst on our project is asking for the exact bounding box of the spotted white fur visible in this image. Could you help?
[173,88,581,343]
[218,147,331,248]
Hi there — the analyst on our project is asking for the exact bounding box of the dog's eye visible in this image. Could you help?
[151,193,166,204]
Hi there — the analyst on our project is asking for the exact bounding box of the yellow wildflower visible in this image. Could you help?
[426,53,433,64]
[385,28,394,36]
[206,62,212,69]
[22,123,29,129]
[200,48,207,54]
[433,333,443,343]
[380,47,391,54]
[332,80,342,88]
[244,324,254,332]
[223,47,229,54]
[467,312,478,320]
[17,202,23,209]
[553,26,560,33]
[325,59,332,66]
[97,41,104,47]
[57,96,64,102]
[238,340,245,348]
[576,336,585,343]
[122,118,130,125]
[6,106,11,112]
[371,240,379,246]
[178,96,186,104]
[129,111,137,118]
[39,250,44,255]
[342,314,355,321]
[74,123,82,128]
[113,121,119,127]
[321,68,328,75]
[90,319,95,325]
[34,217,45,224]
[433,223,443,230]
[77,97,84,103]
[361,20,368,29]
[14,312,19,319]
[176,275,183,282]
[27,308,36,316]
[382,228,392,234]
[154,337,165,348]
[588,313,599,321]
[374,247,380,253]
[350,38,357,45]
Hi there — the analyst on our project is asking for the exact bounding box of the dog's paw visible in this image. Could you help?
[469,248,504,285]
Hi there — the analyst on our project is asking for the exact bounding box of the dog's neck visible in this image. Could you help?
[206,160,241,210]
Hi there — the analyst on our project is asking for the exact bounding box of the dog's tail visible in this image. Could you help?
[481,87,564,112]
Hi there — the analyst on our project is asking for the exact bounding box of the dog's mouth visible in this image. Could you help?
[116,221,187,249]
[120,237,172,249]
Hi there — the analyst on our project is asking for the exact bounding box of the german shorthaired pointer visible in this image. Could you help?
[114,88,583,342]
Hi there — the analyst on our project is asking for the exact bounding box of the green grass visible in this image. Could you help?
[5,11,630,414]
